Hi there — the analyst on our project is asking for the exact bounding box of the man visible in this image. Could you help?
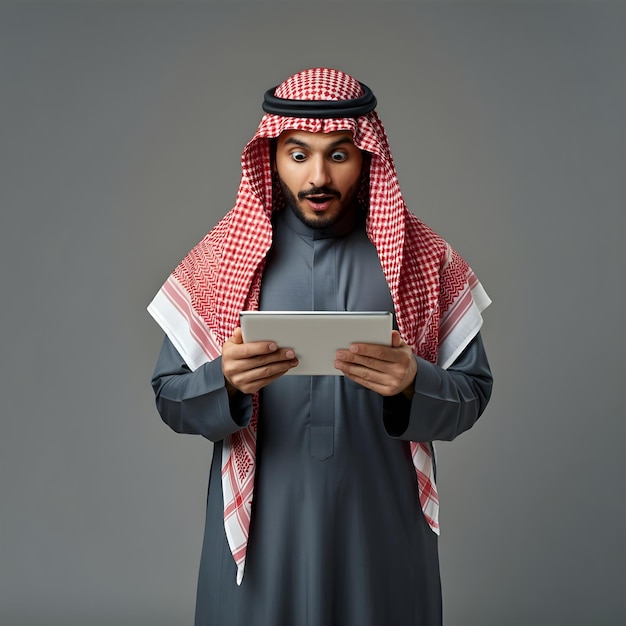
[149,68,493,626]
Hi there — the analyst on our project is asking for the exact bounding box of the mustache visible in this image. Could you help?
[298,186,341,200]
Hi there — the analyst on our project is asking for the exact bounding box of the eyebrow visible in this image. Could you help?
[282,136,354,150]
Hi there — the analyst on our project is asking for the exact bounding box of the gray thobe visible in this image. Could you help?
[151,205,493,626]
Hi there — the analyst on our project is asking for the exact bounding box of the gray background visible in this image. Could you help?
[1,1,624,625]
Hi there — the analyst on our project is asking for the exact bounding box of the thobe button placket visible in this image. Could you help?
[310,238,337,460]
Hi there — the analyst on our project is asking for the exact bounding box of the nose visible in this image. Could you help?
[309,155,332,188]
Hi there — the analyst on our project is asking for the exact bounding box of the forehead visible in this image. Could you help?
[276,129,356,148]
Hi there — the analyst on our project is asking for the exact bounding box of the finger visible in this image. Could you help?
[335,361,384,383]
[336,362,409,397]
[231,327,244,344]
[224,348,296,383]
[336,357,401,382]
[230,357,299,394]
[224,342,297,375]
[335,363,396,394]
[226,327,280,356]
[227,338,279,359]
[391,330,403,348]
[247,348,296,366]
[350,331,405,353]
[337,344,394,367]
[249,358,298,382]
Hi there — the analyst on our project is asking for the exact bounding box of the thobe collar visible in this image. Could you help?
[280,203,365,240]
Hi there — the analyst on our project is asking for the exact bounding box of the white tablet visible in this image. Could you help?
[240,311,393,376]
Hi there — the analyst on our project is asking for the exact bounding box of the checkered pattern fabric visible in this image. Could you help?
[148,68,490,584]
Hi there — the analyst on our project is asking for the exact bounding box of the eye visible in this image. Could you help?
[330,151,348,162]
[290,151,307,162]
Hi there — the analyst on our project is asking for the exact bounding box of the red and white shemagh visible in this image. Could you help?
[148,68,491,585]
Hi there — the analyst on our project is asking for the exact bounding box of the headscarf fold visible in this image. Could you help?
[148,68,491,584]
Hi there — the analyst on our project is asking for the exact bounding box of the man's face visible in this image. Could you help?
[274,130,364,230]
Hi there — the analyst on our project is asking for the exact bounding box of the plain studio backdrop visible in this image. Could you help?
[1,2,624,625]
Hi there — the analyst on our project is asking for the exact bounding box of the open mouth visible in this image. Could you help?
[304,195,335,212]
[306,195,334,206]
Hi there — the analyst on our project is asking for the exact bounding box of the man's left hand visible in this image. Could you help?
[334,330,417,398]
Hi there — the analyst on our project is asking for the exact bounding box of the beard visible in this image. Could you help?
[277,177,362,230]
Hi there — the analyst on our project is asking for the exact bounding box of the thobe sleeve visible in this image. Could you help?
[151,336,253,441]
[383,333,493,442]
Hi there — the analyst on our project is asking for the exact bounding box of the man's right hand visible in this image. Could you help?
[222,327,298,396]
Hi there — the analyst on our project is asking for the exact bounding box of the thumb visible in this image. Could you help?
[231,326,244,344]
[391,330,403,348]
